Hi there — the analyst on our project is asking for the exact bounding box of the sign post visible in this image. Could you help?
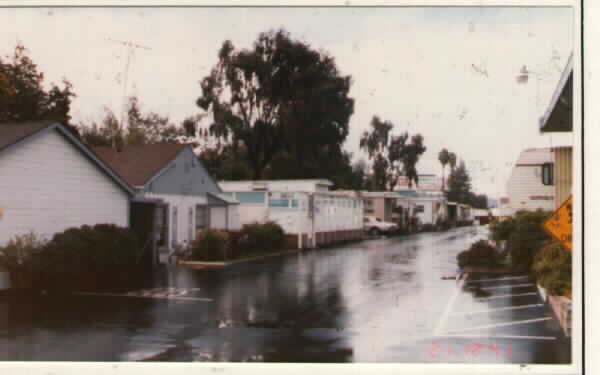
[543,195,573,251]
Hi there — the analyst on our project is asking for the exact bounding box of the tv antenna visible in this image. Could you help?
[106,38,151,148]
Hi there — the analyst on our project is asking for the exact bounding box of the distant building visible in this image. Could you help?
[395,174,443,192]
[219,179,364,249]
[396,190,447,226]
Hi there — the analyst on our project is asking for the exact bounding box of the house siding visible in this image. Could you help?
[0,129,129,246]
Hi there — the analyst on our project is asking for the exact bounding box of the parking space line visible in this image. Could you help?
[467,283,535,291]
[450,303,545,316]
[433,273,468,336]
[445,317,552,334]
[475,292,537,301]
[434,334,557,341]
[467,276,529,283]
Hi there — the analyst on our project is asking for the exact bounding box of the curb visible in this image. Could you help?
[178,248,303,268]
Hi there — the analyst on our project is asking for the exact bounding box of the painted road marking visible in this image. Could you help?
[433,334,556,341]
[474,292,538,301]
[445,317,553,334]
[433,273,468,336]
[467,283,535,291]
[73,291,212,302]
[450,303,545,316]
[467,276,529,283]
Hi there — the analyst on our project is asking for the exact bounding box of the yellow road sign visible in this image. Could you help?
[543,195,573,251]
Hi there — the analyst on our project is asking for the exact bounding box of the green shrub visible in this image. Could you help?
[239,221,285,254]
[34,224,140,278]
[188,229,230,261]
[0,232,47,273]
[489,217,516,243]
[457,240,499,268]
[507,210,552,272]
[533,242,572,297]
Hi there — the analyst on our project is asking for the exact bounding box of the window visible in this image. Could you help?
[415,205,425,213]
[542,163,554,186]
[291,200,299,208]
[269,199,290,208]
[235,192,266,204]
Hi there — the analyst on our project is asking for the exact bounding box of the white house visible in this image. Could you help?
[219,179,364,249]
[0,121,135,289]
[94,144,240,257]
[506,148,555,215]
[0,122,135,246]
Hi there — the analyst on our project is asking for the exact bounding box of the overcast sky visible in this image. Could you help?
[0,6,573,198]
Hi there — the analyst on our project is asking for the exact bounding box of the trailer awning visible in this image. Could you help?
[539,54,573,133]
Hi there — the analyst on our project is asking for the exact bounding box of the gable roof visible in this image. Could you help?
[0,121,135,196]
[93,143,189,187]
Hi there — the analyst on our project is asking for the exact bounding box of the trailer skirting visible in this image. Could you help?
[286,230,364,249]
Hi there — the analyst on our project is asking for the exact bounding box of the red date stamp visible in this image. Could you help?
[428,341,513,360]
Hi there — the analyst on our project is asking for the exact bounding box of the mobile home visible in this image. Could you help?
[506,148,555,215]
[219,180,364,249]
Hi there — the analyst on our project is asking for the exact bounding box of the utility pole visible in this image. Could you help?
[106,38,151,150]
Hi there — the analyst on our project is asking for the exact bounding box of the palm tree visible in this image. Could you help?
[438,148,450,191]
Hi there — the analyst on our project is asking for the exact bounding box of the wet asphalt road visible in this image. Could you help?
[0,226,570,363]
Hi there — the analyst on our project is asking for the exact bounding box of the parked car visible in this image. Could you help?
[363,216,398,236]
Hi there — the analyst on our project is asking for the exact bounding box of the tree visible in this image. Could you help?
[196,29,354,180]
[399,134,426,188]
[438,148,450,191]
[469,193,489,209]
[446,159,472,204]
[78,96,190,148]
[360,116,426,190]
[360,116,395,190]
[0,44,77,133]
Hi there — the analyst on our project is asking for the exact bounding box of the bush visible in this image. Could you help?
[239,221,285,254]
[183,222,285,261]
[0,232,47,273]
[533,242,572,297]
[489,217,516,243]
[457,240,499,268]
[33,224,141,279]
[507,210,552,272]
[188,229,230,261]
